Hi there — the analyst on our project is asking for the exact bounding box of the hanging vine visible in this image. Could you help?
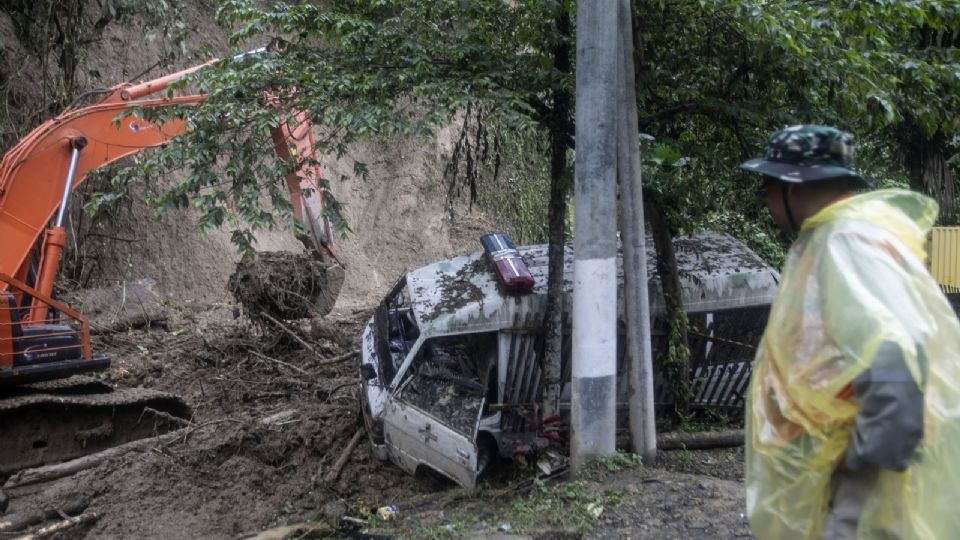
[442,102,504,218]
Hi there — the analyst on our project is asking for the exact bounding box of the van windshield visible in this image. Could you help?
[396,332,497,436]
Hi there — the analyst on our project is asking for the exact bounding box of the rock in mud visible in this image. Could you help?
[229,251,344,323]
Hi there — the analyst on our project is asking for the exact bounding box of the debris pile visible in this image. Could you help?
[0,311,434,539]
[228,251,344,323]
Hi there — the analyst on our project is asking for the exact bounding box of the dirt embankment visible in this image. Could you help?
[1,3,497,314]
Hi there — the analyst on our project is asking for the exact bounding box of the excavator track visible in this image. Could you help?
[0,376,191,474]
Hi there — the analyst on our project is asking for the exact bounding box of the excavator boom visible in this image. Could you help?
[0,60,337,301]
[0,52,339,364]
[0,95,202,293]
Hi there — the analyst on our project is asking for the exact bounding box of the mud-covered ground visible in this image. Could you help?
[3,308,427,539]
[1,306,750,539]
[352,450,750,540]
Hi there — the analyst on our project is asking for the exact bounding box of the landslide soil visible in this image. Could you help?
[0,217,751,540]
[2,307,750,539]
[3,309,423,539]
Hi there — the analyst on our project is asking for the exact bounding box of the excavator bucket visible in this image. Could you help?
[228,251,344,324]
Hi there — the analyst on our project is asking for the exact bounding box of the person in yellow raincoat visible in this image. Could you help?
[739,125,960,539]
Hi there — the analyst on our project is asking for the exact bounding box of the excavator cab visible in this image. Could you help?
[0,277,184,475]
[3,294,80,365]
[0,278,109,386]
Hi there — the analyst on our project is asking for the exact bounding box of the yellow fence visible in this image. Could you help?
[930,227,960,294]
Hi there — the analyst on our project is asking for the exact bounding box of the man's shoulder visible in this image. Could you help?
[808,219,901,252]
[800,220,916,272]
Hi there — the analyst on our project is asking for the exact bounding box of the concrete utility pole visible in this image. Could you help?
[571,0,619,473]
[616,0,657,463]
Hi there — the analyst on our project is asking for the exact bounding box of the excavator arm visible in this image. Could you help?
[0,95,203,315]
[0,52,344,476]
[0,53,339,375]
[0,56,338,308]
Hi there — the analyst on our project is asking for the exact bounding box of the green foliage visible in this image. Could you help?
[633,1,960,240]
[585,450,644,474]
[727,1,960,136]
[82,165,134,220]
[109,0,576,253]
[504,478,622,533]
[701,210,787,270]
[377,466,638,538]
[477,130,553,244]
[663,307,693,419]
[8,0,949,264]
[675,407,737,433]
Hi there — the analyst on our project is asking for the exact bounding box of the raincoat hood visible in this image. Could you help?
[746,189,960,539]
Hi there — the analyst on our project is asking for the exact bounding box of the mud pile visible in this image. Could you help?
[0,311,440,539]
[228,251,345,323]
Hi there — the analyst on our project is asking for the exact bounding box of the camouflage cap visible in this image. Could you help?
[739,125,872,189]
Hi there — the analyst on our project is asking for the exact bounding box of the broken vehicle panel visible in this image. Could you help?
[359,231,780,488]
[382,332,496,487]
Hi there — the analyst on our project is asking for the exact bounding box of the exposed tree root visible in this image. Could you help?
[0,496,88,533]
[11,511,98,539]
[228,251,343,324]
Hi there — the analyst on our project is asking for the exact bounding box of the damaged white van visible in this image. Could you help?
[358,231,779,488]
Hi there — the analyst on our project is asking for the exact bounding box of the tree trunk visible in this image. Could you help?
[644,192,690,420]
[541,7,573,418]
[904,127,956,222]
[657,429,743,450]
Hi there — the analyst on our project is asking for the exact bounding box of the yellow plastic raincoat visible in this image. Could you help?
[746,189,960,539]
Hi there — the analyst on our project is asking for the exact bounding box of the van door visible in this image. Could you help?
[383,399,479,488]
[382,333,496,488]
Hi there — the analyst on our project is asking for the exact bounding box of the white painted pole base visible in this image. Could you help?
[570,257,618,472]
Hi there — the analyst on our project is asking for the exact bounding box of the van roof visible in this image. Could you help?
[407,231,779,336]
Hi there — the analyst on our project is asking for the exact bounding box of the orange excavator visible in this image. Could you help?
[0,49,340,473]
